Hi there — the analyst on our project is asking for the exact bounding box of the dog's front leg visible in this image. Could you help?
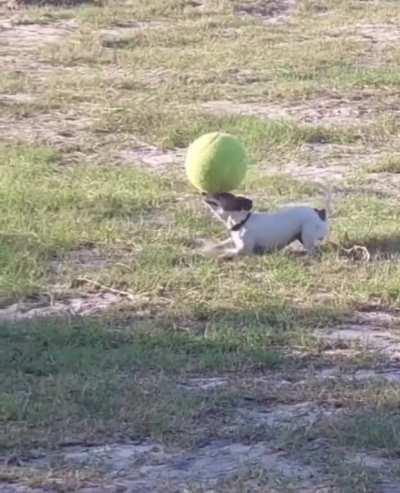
[212,238,234,250]
[217,236,250,261]
[217,248,240,261]
[217,245,247,262]
[202,238,233,257]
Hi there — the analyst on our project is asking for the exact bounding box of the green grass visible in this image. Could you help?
[95,110,359,156]
[368,153,400,173]
[0,144,178,297]
[327,411,400,455]
[0,316,283,452]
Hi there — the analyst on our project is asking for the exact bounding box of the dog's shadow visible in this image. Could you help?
[191,233,400,263]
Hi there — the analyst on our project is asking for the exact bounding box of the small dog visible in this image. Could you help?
[202,190,331,259]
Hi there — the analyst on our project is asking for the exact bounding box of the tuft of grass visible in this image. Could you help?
[328,460,380,493]
[368,154,400,173]
[282,380,400,457]
[325,411,400,456]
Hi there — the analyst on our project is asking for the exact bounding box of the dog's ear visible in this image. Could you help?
[236,196,253,211]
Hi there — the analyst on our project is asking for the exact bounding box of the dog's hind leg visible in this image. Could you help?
[300,224,323,255]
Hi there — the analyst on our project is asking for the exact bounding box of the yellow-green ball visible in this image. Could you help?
[185,132,247,193]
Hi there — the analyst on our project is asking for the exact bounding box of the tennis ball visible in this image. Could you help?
[185,132,247,193]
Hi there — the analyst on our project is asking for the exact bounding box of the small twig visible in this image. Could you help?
[74,277,141,302]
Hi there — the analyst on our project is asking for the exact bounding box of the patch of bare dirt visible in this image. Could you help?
[5,111,88,143]
[100,22,164,48]
[0,11,78,74]
[119,143,184,169]
[183,365,400,391]
[236,401,333,429]
[0,112,89,155]
[52,248,110,271]
[0,94,35,105]
[359,171,400,200]
[0,293,127,321]
[304,366,400,384]
[265,143,376,185]
[0,100,183,167]
[15,0,93,4]
[316,310,400,360]
[327,23,400,48]
[267,161,349,184]
[179,376,229,391]
[0,440,320,492]
[3,372,400,491]
[0,19,77,51]
[234,0,298,24]
[1,395,396,493]
[202,95,399,126]
[358,23,400,46]
[1,487,44,493]
[0,108,114,163]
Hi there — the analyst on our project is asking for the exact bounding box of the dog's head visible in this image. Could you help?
[203,192,253,222]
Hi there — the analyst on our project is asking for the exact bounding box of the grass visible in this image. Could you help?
[278,378,400,453]
[328,411,400,455]
[2,0,400,490]
[0,144,179,297]
[0,316,285,452]
[95,110,359,154]
[368,153,400,173]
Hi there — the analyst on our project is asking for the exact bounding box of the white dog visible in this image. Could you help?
[203,190,331,259]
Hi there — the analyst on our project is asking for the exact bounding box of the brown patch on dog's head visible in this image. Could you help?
[314,208,326,221]
[204,192,253,212]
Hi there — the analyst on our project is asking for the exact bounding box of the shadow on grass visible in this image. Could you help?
[0,302,361,454]
[0,301,347,377]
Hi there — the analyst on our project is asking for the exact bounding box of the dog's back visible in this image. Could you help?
[239,206,327,252]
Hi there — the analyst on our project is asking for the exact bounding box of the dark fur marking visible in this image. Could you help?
[314,208,326,221]
[230,212,252,232]
[290,232,303,245]
[205,192,253,212]
[253,244,266,255]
